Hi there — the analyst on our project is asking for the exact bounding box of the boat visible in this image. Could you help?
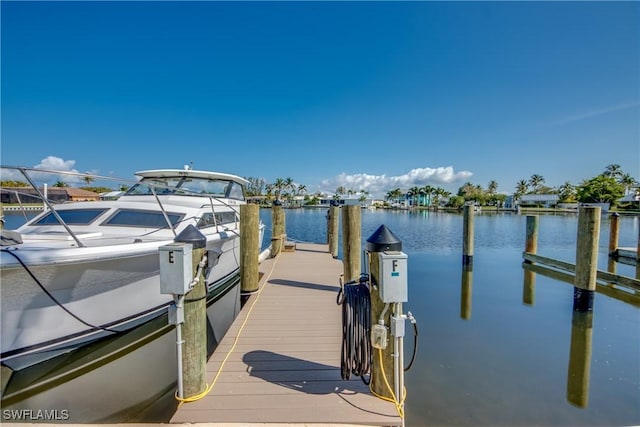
[0,165,264,375]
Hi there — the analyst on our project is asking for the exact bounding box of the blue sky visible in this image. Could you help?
[1,1,638,198]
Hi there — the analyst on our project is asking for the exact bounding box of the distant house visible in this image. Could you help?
[518,194,559,208]
[0,186,100,204]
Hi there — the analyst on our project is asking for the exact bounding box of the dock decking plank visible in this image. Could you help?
[170,243,401,426]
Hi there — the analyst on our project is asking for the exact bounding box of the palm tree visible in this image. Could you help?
[407,186,421,207]
[53,181,68,187]
[487,180,498,195]
[619,173,636,195]
[335,186,347,196]
[82,174,94,186]
[265,184,275,203]
[273,178,285,202]
[604,164,622,179]
[515,180,528,197]
[558,181,576,203]
[529,174,545,193]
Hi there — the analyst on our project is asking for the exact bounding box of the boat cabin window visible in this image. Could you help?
[196,211,238,229]
[31,208,109,225]
[102,209,184,228]
[125,176,243,199]
[227,182,245,200]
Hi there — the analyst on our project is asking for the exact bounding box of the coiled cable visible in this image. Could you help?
[337,274,372,384]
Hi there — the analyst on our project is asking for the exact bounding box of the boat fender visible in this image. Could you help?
[1,230,23,246]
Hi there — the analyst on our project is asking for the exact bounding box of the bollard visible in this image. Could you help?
[240,204,260,293]
[327,205,339,258]
[175,226,208,398]
[462,204,474,267]
[342,205,361,282]
[567,311,593,408]
[574,207,601,312]
[271,203,285,258]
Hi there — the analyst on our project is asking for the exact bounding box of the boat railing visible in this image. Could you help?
[1,165,244,244]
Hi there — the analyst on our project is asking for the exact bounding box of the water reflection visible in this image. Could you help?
[520,259,639,410]
[567,311,593,408]
[460,265,472,320]
[522,268,536,306]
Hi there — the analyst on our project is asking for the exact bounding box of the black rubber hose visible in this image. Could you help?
[338,277,372,385]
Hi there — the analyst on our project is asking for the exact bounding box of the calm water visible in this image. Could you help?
[2,209,639,426]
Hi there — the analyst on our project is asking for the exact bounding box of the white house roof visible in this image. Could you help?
[520,194,559,202]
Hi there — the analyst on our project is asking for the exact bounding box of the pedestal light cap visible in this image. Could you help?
[175,224,207,249]
[366,224,402,252]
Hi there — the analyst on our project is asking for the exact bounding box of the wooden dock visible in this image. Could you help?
[170,242,401,426]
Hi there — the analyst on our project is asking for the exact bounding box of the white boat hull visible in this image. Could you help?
[1,234,241,370]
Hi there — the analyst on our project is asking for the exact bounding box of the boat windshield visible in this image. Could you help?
[125,176,244,199]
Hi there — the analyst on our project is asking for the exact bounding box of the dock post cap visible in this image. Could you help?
[273,199,282,206]
[366,224,402,252]
[174,224,206,249]
[610,212,620,218]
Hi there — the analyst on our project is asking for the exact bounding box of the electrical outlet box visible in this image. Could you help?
[371,324,388,349]
[159,242,193,295]
[378,251,408,303]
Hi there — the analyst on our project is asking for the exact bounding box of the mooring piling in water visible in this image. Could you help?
[240,204,260,294]
[462,204,474,268]
[608,212,620,256]
[574,206,601,312]
[342,205,361,283]
[525,215,539,258]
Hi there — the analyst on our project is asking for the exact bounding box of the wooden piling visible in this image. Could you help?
[369,253,395,400]
[327,205,339,258]
[180,234,207,398]
[342,205,361,282]
[240,204,260,293]
[271,204,285,258]
[567,311,593,408]
[523,268,536,305]
[525,215,539,257]
[462,204,474,267]
[574,206,601,312]
[608,212,620,256]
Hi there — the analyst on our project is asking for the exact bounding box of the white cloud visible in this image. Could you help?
[1,156,91,184]
[35,156,78,172]
[318,166,473,198]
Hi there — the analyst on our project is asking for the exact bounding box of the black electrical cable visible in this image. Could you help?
[1,248,120,334]
[338,275,372,385]
[404,320,418,371]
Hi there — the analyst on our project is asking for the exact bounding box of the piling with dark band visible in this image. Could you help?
[462,204,474,267]
[525,215,539,258]
[573,207,600,312]
[608,212,620,256]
